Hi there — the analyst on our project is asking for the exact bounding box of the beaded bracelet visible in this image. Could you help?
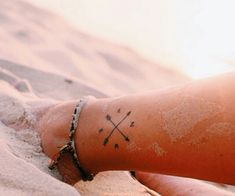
[49,98,94,181]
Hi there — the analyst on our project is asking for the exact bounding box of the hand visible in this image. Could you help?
[36,101,82,185]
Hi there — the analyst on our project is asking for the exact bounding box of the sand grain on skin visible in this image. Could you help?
[206,122,235,135]
[162,97,222,142]
[126,141,141,152]
[150,142,166,156]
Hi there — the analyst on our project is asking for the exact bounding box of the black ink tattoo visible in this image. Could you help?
[101,111,132,148]
[130,121,135,127]
[103,138,109,146]
[114,144,119,149]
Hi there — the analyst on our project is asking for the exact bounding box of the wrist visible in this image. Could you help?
[74,96,133,173]
[37,101,77,158]
[74,96,100,173]
[37,97,99,182]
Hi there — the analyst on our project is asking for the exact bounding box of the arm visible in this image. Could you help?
[38,72,235,185]
[135,172,234,195]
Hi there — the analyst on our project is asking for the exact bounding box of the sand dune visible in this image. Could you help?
[1,0,226,195]
[0,0,188,96]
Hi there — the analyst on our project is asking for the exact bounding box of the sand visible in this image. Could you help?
[1,0,233,195]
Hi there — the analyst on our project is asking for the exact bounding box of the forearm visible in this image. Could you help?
[38,72,235,184]
[76,72,235,184]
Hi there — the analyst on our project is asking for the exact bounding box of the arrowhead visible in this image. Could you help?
[103,138,109,145]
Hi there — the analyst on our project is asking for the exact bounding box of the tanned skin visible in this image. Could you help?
[37,72,235,195]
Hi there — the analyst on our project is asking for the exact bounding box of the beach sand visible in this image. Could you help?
[2,0,233,195]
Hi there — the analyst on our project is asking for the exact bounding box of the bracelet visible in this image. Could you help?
[48,98,94,181]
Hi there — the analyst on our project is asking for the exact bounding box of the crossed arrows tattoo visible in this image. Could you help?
[99,110,134,148]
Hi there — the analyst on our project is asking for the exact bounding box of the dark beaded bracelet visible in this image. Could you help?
[49,98,94,181]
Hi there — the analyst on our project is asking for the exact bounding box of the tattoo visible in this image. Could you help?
[114,144,119,149]
[99,110,134,148]
[130,121,135,127]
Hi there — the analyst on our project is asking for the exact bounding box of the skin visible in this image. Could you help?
[36,72,235,194]
[135,172,234,195]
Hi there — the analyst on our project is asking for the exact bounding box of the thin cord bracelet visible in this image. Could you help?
[48,98,94,181]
